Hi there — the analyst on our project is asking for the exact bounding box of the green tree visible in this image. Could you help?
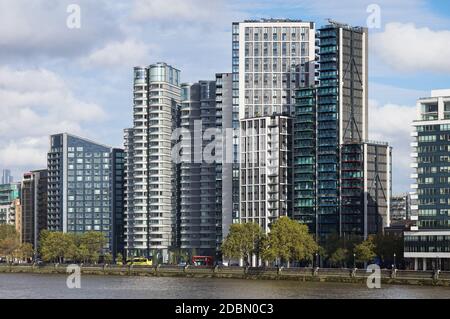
[40,232,75,263]
[328,248,348,268]
[103,253,113,265]
[373,233,403,267]
[261,217,318,267]
[354,236,376,264]
[80,231,107,264]
[0,225,21,262]
[15,243,34,262]
[221,223,264,265]
[116,253,123,265]
[322,233,362,267]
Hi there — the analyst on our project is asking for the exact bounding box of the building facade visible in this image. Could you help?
[1,169,13,184]
[20,170,48,249]
[124,63,181,261]
[391,194,411,222]
[215,73,234,249]
[178,80,218,256]
[0,183,20,225]
[233,19,316,232]
[47,133,124,255]
[240,115,292,231]
[293,21,391,241]
[405,89,450,271]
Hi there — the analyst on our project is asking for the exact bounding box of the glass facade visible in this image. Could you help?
[414,123,450,229]
[47,133,124,254]
[179,81,218,256]
[293,23,390,242]
[0,183,20,225]
[293,88,317,234]
[405,90,450,271]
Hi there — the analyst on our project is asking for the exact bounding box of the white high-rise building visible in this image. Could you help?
[124,63,181,261]
[233,19,316,232]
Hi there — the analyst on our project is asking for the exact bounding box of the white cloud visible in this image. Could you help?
[368,99,416,193]
[80,39,156,68]
[0,67,106,170]
[131,0,227,23]
[0,0,123,59]
[372,23,450,73]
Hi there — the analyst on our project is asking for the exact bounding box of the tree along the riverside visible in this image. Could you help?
[116,252,123,264]
[221,223,265,266]
[328,248,349,268]
[322,233,361,268]
[261,217,318,267]
[354,236,377,264]
[373,233,404,267]
[39,230,107,264]
[0,225,39,263]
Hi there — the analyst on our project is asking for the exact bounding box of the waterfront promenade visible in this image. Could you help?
[1,264,449,287]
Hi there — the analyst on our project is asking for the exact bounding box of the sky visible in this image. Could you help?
[1,0,450,194]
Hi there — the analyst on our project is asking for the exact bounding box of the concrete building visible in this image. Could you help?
[240,115,292,230]
[405,89,450,271]
[293,21,391,241]
[233,19,316,232]
[215,73,234,249]
[391,194,411,222]
[20,170,48,249]
[124,63,181,262]
[47,133,124,256]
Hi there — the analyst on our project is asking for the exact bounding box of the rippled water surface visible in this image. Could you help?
[0,273,449,299]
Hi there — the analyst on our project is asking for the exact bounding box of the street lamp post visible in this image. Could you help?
[353,253,356,269]
[393,253,397,270]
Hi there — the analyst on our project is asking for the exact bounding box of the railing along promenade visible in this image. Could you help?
[1,264,449,286]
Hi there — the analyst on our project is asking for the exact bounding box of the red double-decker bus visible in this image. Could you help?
[192,256,214,266]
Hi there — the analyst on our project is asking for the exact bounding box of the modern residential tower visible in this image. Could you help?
[124,63,181,262]
[293,21,391,241]
[47,133,124,255]
[233,19,316,232]
[20,170,48,249]
[178,80,218,256]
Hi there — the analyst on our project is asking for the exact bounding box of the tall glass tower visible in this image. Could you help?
[294,21,391,241]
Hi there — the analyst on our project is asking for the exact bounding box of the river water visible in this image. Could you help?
[0,273,449,299]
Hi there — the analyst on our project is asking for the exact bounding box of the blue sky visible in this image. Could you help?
[1,0,450,194]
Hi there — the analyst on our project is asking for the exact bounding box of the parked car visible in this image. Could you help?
[178,261,187,267]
